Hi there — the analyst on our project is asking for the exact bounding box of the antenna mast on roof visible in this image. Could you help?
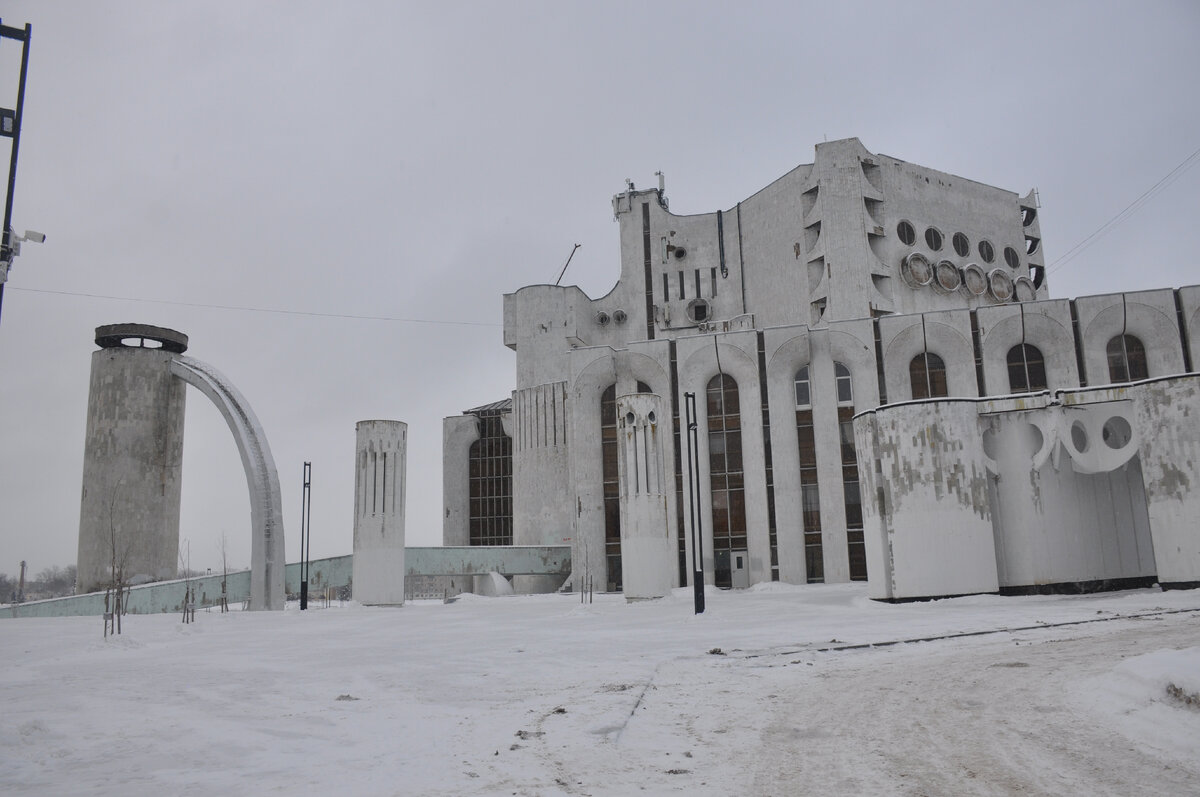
[554,243,581,286]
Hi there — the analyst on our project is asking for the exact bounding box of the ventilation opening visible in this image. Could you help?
[595,311,610,326]
[1025,236,1041,255]
[686,298,710,324]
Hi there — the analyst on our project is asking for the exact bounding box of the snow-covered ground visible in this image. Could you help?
[2,584,1198,796]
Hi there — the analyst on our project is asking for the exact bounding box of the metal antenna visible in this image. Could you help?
[554,243,581,286]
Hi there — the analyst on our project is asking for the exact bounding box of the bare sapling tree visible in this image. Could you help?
[179,540,196,624]
[104,490,132,638]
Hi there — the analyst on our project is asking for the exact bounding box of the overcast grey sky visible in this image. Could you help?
[1,1,1197,578]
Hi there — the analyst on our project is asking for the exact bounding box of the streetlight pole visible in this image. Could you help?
[299,462,312,609]
[684,392,705,614]
[0,19,32,329]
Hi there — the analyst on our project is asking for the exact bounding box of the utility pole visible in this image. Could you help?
[684,392,705,614]
[0,19,33,328]
[299,462,312,609]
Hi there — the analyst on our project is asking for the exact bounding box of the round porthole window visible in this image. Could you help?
[686,298,710,324]
[595,311,610,326]
[1013,276,1036,302]
[1004,246,1020,269]
[987,268,1014,301]
[934,260,962,292]
[897,220,916,246]
[952,232,970,257]
[901,252,934,287]
[978,240,995,263]
[925,227,943,251]
[962,263,987,295]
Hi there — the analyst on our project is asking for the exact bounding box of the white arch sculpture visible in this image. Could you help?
[170,356,286,611]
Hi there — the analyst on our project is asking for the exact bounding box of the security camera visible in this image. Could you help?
[22,230,45,243]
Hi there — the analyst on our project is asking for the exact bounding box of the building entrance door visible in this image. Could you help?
[731,550,749,589]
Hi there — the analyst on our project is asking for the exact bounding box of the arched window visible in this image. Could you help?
[833,362,866,581]
[794,366,821,582]
[1107,335,1148,383]
[601,381,650,591]
[707,374,746,589]
[794,366,811,408]
[910,352,948,399]
[1006,344,1048,393]
[834,362,853,405]
[468,411,512,546]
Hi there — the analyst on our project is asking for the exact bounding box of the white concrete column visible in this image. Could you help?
[352,420,407,605]
[616,393,673,599]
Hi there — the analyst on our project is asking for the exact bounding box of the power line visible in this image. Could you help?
[8,286,502,328]
[1048,144,1200,275]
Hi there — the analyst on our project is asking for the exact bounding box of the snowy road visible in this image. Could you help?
[2,585,1197,796]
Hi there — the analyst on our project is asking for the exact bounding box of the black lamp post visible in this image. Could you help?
[684,392,705,614]
[0,19,32,329]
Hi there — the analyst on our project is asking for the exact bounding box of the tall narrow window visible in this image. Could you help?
[794,366,822,583]
[1007,344,1048,392]
[468,410,513,546]
[834,363,867,581]
[601,381,651,591]
[910,352,948,399]
[707,374,746,588]
[1107,334,1148,383]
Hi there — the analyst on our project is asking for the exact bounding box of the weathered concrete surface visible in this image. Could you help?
[77,346,186,594]
[352,420,407,605]
[616,393,673,599]
[170,355,286,611]
[855,400,997,600]
[405,546,571,578]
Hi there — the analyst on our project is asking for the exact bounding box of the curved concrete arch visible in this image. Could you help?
[169,356,286,611]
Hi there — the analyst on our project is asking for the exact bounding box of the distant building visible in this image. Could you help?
[444,137,1200,599]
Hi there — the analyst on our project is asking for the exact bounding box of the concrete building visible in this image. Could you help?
[76,324,287,610]
[445,138,1199,599]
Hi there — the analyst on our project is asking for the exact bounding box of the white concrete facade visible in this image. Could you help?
[352,420,407,605]
[444,138,1200,598]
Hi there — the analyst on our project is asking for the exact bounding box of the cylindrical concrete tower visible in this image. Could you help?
[77,324,189,594]
[616,393,673,600]
[352,420,407,605]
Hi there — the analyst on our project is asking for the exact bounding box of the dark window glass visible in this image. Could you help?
[952,232,970,257]
[1107,335,1148,383]
[910,352,948,399]
[834,362,853,404]
[795,366,811,408]
[978,240,995,263]
[1007,344,1048,393]
[796,407,822,583]
[897,220,916,246]
[925,227,943,251]
[708,374,746,588]
[469,412,513,546]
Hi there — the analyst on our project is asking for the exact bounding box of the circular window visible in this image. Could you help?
[1004,246,1020,269]
[925,227,943,251]
[901,252,933,287]
[647,410,657,425]
[952,232,970,257]
[612,309,628,324]
[595,311,610,326]
[1071,421,1089,453]
[1102,416,1132,449]
[934,260,962,292]
[897,220,916,246]
[1013,276,1036,302]
[978,240,995,263]
[686,298,710,324]
[988,268,1014,301]
[962,263,987,295]
[625,412,636,426]
[674,247,687,260]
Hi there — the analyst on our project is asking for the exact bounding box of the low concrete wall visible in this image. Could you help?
[4,546,571,618]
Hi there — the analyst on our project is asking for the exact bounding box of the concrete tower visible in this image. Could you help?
[77,324,188,594]
[352,420,407,605]
[616,393,673,599]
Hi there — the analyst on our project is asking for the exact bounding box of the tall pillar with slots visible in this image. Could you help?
[616,393,673,599]
[352,420,407,605]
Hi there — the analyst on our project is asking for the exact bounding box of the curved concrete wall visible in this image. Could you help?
[76,347,186,593]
